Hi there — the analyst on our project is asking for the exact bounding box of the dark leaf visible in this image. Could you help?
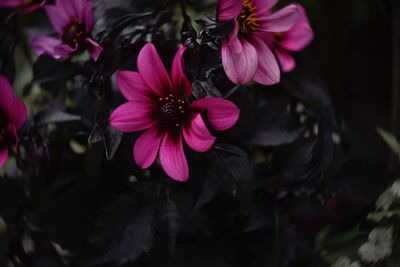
[88,111,123,160]
[32,55,83,84]
[212,144,254,204]
[34,109,81,125]
[192,80,221,99]
[89,190,157,265]
[242,102,304,147]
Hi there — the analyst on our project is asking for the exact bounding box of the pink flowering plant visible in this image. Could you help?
[0,1,398,267]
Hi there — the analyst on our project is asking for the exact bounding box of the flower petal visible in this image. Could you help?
[83,0,94,31]
[254,0,278,15]
[116,71,154,101]
[32,35,75,59]
[54,43,77,57]
[279,4,314,52]
[250,35,280,85]
[134,125,163,169]
[183,113,216,153]
[109,101,156,133]
[137,43,172,97]
[0,75,14,111]
[274,47,296,72]
[222,22,258,84]
[190,98,240,131]
[171,45,192,97]
[44,4,70,34]
[159,132,188,182]
[85,38,103,61]
[217,0,242,21]
[57,0,79,20]
[258,4,298,32]
[0,0,24,8]
[9,97,28,130]
[0,148,9,168]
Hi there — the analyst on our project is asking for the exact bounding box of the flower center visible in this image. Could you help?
[62,19,87,48]
[158,94,187,128]
[237,0,258,34]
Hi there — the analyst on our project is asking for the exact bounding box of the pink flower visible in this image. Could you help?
[31,0,103,61]
[267,4,314,72]
[0,76,28,168]
[0,0,46,14]
[110,43,240,181]
[217,0,298,85]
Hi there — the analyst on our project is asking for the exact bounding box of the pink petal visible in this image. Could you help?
[109,101,156,133]
[0,75,14,111]
[71,0,86,22]
[171,45,192,97]
[0,0,24,8]
[57,0,78,20]
[217,0,242,21]
[279,4,314,52]
[254,0,278,15]
[0,76,28,129]
[137,43,172,97]
[20,1,46,14]
[53,42,77,58]
[183,114,216,153]
[275,47,296,72]
[258,4,298,33]
[133,125,162,169]
[221,22,258,84]
[84,0,94,32]
[159,132,188,182]
[85,38,103,61]
[32,35,63,58]
[116,71,154,102]
[250,35,280,85]
[0,148,9,168]
[32,36,76,59]
[9,97,28,130]
[189,98,240,131]
[44,4,70,34]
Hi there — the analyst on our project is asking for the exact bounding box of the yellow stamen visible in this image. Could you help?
[237,0,259,34]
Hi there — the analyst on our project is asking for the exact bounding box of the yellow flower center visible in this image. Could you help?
[237,0,259,34]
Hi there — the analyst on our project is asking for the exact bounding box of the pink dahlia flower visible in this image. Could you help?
[0,0,46,14]
[0,76,28,167]
[266,4,314,72]
[110,43,240,181]
[31,0,103,61]
[217,0,298,85]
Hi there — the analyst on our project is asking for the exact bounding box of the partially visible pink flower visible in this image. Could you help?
[110,43,240,181]
[267,4,314,72]
[0,75,28,168]
[217,0,298,85]
[0,0,46,14]
[31,0,103,61]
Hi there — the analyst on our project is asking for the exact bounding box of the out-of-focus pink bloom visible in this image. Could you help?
[31,0,103,61]
[0,75,28,167]
[110,43,240,181]
[0,0,46,14]
[217,0,298,85]
[267,4,314,72]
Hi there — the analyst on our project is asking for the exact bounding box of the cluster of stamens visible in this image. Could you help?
[158,94,187,128]
[62,19,87,48]
[237,0,259,34]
